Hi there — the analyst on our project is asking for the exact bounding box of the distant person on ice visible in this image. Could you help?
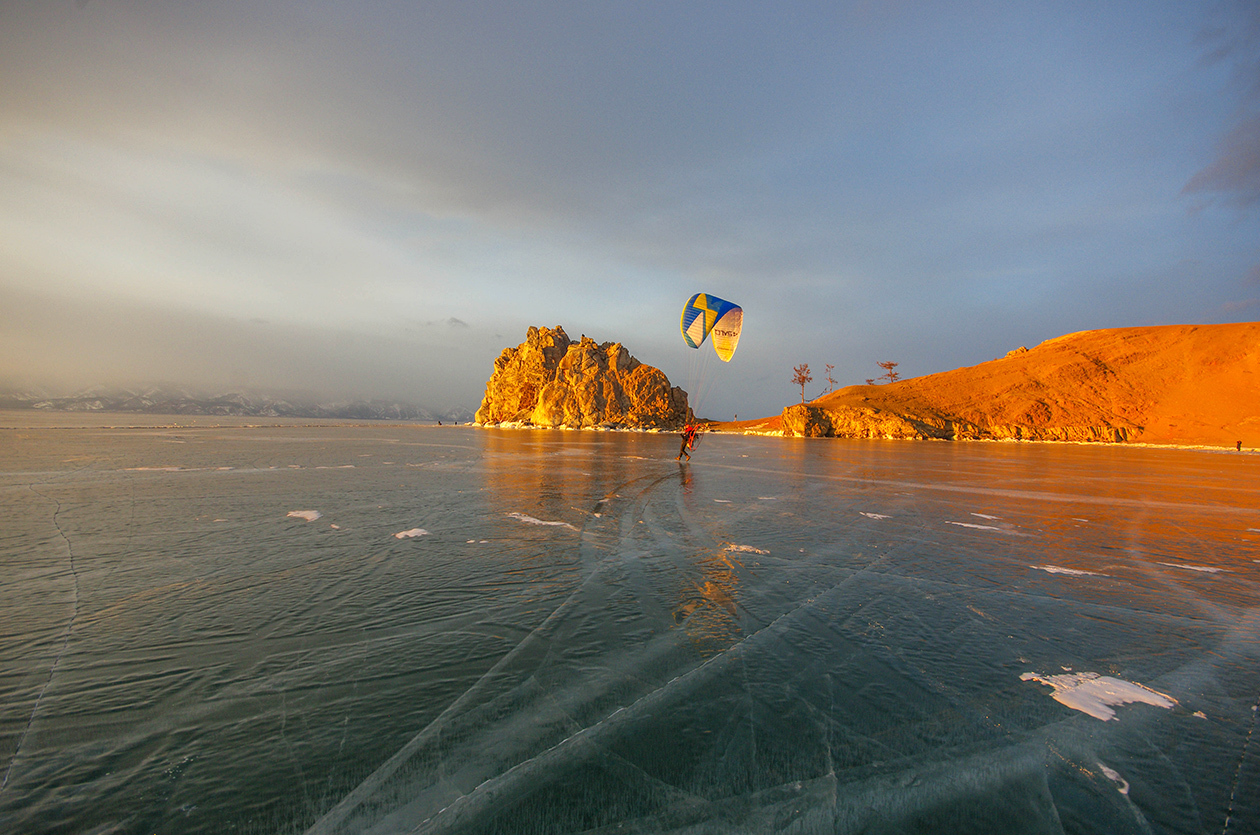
[677,423,699,461]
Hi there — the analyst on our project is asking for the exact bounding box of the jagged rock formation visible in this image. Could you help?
[781,322,1260,446]
[475,326,690,429]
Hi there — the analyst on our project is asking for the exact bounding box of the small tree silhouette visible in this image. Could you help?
[792,363,813,403]
[823,363,837,394]
[877,361,900,384]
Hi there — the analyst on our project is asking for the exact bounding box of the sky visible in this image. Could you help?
[1,0,1258,419]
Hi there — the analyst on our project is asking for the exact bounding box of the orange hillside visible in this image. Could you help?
[782,322,1259,447]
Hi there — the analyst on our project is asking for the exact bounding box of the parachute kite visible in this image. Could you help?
[680,293,743,362]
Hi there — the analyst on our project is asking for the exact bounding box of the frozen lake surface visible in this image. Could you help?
[2,418,1259,834]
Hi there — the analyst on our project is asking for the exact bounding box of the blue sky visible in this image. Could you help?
[1,1,1257,418]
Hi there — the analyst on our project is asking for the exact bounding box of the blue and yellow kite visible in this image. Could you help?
[680,293,743,362]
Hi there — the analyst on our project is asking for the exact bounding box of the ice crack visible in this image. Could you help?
[2,484,83,795]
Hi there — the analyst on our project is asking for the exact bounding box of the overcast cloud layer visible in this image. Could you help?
[2,1,1258,418]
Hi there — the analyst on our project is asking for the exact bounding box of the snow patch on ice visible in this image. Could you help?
[314,465,356,469]
[971,513,1000,520]
[394,528,429,539]
[287,510,322,522]
[1099,764,1130,795]
[1159,562,1225,573]
[507,512,577,531]
[946,521,1002,531]
[860,512,891,520]
[1193,710,1207,719]
[725,544,769,555]
[1020,671,1176,721]
[714,499,732,503]
[1032,565,1107,577]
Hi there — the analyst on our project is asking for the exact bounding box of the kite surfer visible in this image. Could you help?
[677,423,699,461]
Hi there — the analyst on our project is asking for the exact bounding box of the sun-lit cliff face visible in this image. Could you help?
[475,325,691,429]
[781,322,1260,447]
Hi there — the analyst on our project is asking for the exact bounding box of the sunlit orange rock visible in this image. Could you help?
[475,325,691,429]
[781,322,1260,447]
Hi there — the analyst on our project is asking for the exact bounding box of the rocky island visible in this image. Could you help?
[780,322,1259,447]
[475,326,691,429]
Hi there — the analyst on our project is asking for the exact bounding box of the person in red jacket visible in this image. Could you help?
[677,423,699,461]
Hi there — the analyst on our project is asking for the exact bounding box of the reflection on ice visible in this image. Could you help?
[5,426,1260,834]
[1019,672,1177,721]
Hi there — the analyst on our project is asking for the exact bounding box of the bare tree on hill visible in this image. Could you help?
[792,363,812,403]
[823,363,837,394]
[878,361,900,384]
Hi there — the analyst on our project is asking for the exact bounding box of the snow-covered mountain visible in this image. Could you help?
[0,386,474,423]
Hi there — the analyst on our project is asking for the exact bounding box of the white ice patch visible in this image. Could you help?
[1098,764,1130,795]
[725,544,769,555]
[860,512,891,520]
[971,513,1000,520]
[1159,562,1225,573]
[287,510,322,522]
[946,521,1001,531]
[1032,565,1107,577]
[714,499,732,503]
[1020,671,1176,721]
[394,528,429,539]
[507,512,577,531]
[314,465,356,469]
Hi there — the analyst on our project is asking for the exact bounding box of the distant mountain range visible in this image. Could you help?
[0,386,474,423]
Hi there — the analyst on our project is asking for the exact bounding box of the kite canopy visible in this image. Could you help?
[680,293,743,362]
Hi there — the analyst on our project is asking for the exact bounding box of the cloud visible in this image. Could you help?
[0,282,494,408]
[1,3,1258,420]
[1222,297,1260,313]
[1182,113,1260,207]
[1185,1,1260,208]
